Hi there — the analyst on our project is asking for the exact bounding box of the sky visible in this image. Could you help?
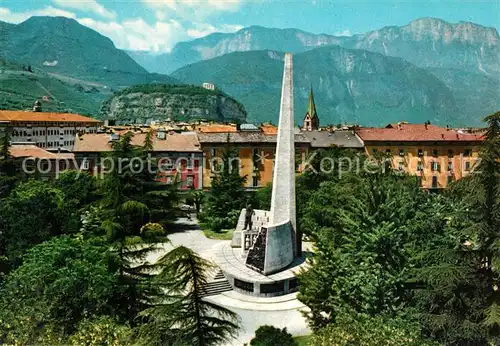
[0,0,498,53]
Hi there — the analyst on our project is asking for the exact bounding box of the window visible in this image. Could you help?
[448,162,453,171]
[211,148,216,157]
[260,282,285,294]
[234,278,253,292]
[186,158,194,170]
[432,176,438,188]
[186,175,194,187]
[82,159,89,170]
[418,149,424,157]
[399,149,405,157]
[372,148,378,154]
[398,161,405,171]
[465,161,471,171]
[417,161,423,171]
[464,149,472,157]
[431,161,439,171]
[432,149,438,157]
[252,176,259,187]
[161,158,174,170]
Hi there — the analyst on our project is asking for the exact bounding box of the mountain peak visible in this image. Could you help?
[21,15,79,25]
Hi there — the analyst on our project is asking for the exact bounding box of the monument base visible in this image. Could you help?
[212,242,308,297]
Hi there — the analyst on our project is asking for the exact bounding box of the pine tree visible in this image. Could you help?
[411,111,500,345]
[98,132,172,323]
[137,246,239,346]
[137,130,180,224]
[297,172,428,330]
[201,137,246,230]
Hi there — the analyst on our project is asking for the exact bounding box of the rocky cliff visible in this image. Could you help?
[100,84,247,124]
[345,17,500,76]
[126,26,346,74]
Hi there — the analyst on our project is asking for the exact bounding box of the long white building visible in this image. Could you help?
[0,110,100,151]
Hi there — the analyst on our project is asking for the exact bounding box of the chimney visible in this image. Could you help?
[441,134,445,139]
[157,128,166,140]
[33,100,42,112]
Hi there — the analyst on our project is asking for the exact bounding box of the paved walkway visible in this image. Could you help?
[151,217,311,346]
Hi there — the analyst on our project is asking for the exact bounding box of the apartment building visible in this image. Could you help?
[356,123,484,189]
[73,130,203,190]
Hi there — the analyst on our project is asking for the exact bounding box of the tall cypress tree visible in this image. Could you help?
[202,135,246,230]
[99,132,171,323]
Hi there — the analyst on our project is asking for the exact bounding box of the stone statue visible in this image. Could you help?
[243,203,255,230]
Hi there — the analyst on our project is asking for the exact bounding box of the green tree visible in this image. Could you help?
[99,132,172,323]
[137,246,239,346]
[54,170,98,209]
[309,314,438,346]
[69,316,132,346]
[0,126,19,197]
[0,235,117,344]
[0,180,66,274]
[411,112,500,345]
[254,182,272,210]
[201,142,246,230]
[297,172,435,330]
[250,325,296,346]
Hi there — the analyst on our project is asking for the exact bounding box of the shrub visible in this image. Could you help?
[250,325,297,346]
[309,314,438,346]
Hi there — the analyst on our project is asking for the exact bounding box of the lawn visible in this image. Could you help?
[202,228,235,240]
[294,335,311,346]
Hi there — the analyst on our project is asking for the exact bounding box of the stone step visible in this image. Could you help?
[200,270,233,297]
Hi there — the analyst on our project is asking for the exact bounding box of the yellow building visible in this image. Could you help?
[356,123,484,189]
[197,129,310,189]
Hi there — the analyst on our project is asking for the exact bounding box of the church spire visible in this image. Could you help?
[302,85,319,131]
[307,86,317,120]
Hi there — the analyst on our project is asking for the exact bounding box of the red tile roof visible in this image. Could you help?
[356,124,484,142]
[196,124,237,133]
[10,145,75,160]
[73,132,201,152]
[0,110,101,123]
[261,124,278,135]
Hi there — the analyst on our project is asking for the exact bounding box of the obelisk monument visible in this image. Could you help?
[269,52,297,248]
[244,53,297,275]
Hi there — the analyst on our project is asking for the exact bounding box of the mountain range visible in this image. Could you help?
[131,17,499,126]
[0,16,498,126]
[128,18,499,77]
[172,48,461,126]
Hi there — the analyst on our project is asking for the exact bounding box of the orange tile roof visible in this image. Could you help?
[196,124,237,133]
[261,124,278,135]
[356,124,484,142]
[10,145,75,160]
[73,132,201,153]
[0,110,101,123]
